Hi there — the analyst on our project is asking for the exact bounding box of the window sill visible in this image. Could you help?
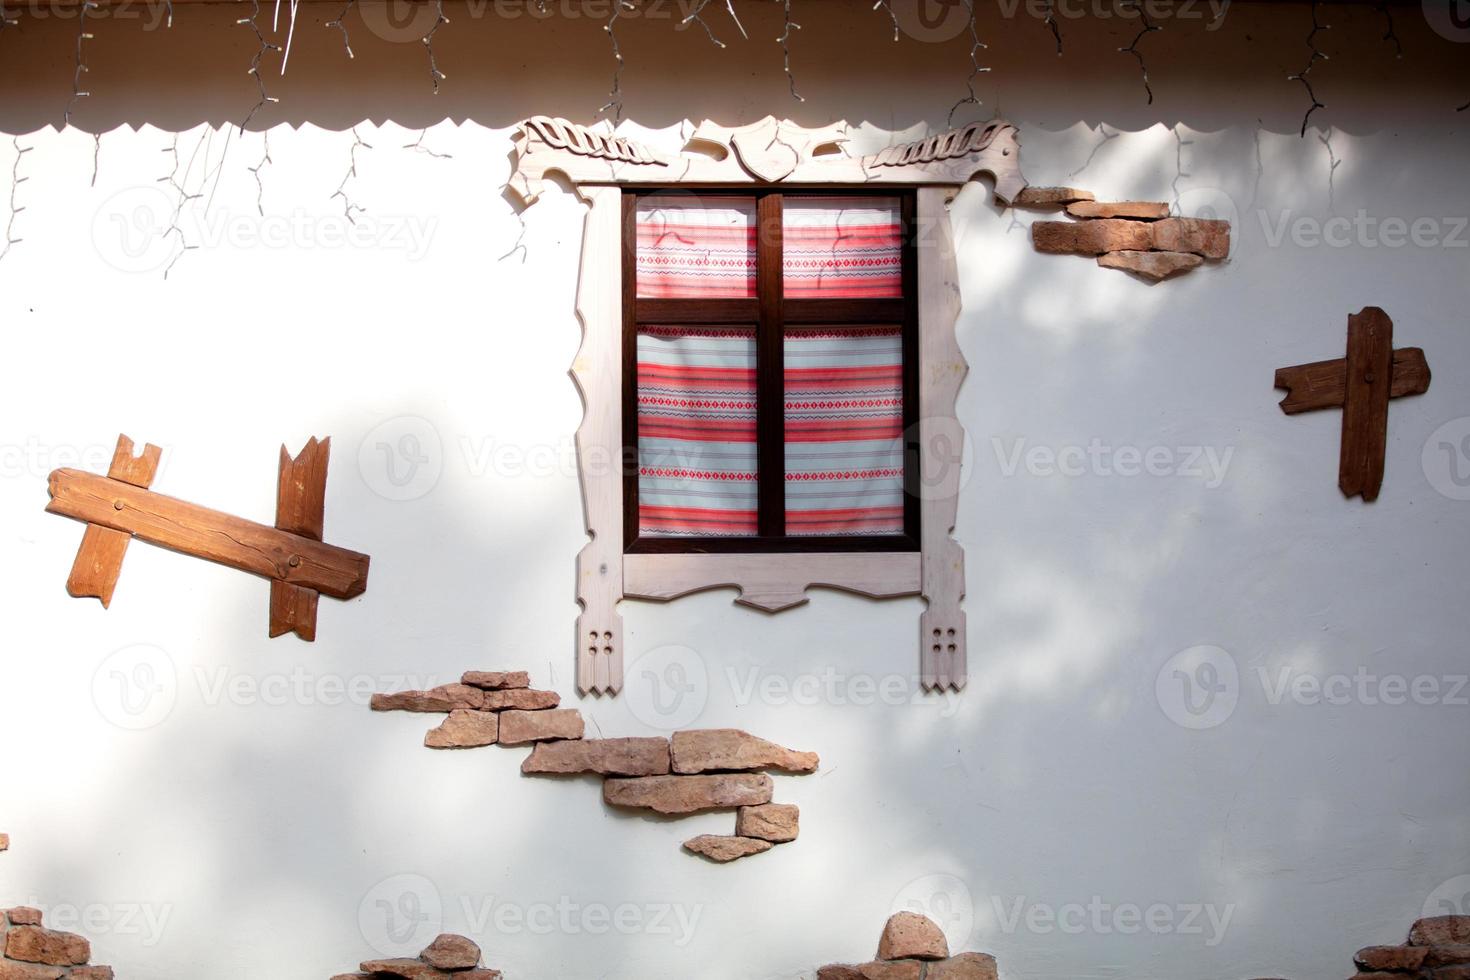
[623,551,922,613]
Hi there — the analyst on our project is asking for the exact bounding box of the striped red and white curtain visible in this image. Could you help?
[634,194,906,538]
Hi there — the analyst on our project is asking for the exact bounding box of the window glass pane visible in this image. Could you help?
[784,326,905,536]
[636,195,757,298]
[783,196,903,299]
[638,325,758,537]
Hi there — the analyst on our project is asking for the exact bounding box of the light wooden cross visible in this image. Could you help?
[46,434,370,640]
[1274,307,1431,501]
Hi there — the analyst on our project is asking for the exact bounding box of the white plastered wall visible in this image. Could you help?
[0,2,1467,978]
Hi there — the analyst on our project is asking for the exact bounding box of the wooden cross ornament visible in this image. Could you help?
[47,434,370,640]
[1274,307,1431,501]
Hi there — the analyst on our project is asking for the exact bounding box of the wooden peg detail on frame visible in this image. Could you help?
[1274,307,1431,501]
[48,434,369,639]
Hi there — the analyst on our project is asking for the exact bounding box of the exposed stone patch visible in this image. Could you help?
[1356,945,1429,971]
[372,668,812,862]
[424,710,499,749]
[521,737,669,776]
[1066,200,1169,220]
[0,903,113,980]
[817,960,922,980]
[1427,946,1470,966]
[926,953,999,979]
[420,934,482,971]
[371,684,485,713]
[603,774,773,814]
[497,708,584,745]
[877,911,948,961]
[1340,915,1470,979]
[1097,250,1203,281]
[671,729,818,774]
[478,689,560,712]
[735,803,799,842]
[6,927,90,967]
[682,835,773,863]
[1013,185,1094,208]
[0,964,68,980]
[1152,216,1230,258]
[820,914,996,980]
[1032,217,1153,255]
[1029,193,1230,280]
[461,671,530,690]
[1410,915,1470,946]
[347,938,502,979]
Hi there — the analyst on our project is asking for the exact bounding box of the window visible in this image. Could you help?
[622,189,920,554]
[509,113,1019,692]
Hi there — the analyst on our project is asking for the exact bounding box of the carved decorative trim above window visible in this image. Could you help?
[507,114,1031,697]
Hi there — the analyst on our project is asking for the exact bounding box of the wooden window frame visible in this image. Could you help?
[507,114,1030,696]
[622,187,922,555]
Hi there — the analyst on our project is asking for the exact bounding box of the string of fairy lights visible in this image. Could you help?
[0,0,1464,269]
[1118,0,1161,105]
[1287,0,1330,136]
[947,0,989,126]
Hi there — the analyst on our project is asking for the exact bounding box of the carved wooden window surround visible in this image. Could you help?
[507,115,1029,697]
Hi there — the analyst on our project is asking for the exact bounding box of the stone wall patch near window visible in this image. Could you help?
[1028,194,1232,281]
[371,670,816,864]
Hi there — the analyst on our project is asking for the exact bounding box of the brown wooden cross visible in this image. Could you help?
[1275,307,1431,502]
[46,434,370,640]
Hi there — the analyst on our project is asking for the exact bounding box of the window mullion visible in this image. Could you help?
[756,192,786,539]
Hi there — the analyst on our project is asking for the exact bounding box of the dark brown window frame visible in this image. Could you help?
[621,187,922,555]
